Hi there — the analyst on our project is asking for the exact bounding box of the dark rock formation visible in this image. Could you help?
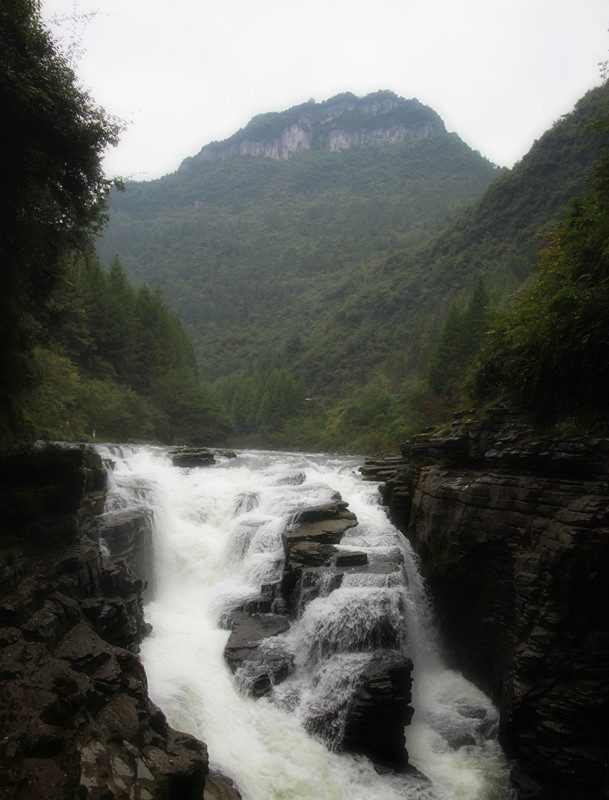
[204,770,242,799]
[335,550,368,567]
[224,495,414,771]
[224,612,293,697]
[171,447,217,468]
[366,406,609,799]
[0,445,210,799]
[342,652,414,769]
[99,508,155,596]
[280,501,358,611]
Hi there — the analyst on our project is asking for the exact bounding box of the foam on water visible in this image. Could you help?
[99,445,514,800]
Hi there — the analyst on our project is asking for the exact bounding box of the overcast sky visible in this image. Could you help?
[40,0,608,181]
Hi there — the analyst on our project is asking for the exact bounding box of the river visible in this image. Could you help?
[99,445,514,800]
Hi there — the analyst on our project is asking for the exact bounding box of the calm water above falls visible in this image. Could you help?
[100,445,514,800]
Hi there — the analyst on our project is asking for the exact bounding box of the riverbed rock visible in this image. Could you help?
[0,446,209,799]
[372,405,609,798]
[335,550,368,567]
[171,447,217,467]
[224,613,293,697]
[342,651,414,769]
[204,770,242,799]
[224,493,416,773]
[280,500,358,610]
[99,508,154,597]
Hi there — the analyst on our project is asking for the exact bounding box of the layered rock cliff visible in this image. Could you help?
[362,406,609,799]
[0,446,210,799]
[180,90,444,167]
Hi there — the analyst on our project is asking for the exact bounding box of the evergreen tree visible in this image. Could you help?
[0,0,119,447]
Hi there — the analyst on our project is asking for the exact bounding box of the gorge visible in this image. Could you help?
[2,426,607,799]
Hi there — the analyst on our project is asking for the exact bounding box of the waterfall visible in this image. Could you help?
[99,445,514,800]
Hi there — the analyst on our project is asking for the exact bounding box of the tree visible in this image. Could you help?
[0,0,120,447]
[472,119,609,420]
[427,277,489,398]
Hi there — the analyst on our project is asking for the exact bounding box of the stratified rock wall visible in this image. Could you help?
[363,407,609,799]
[0,446,209,799]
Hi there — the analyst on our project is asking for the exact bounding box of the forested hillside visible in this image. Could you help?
[98,84,609,451]
[27,255,230,444]
[98,98,500,384]
[0,2,228,450]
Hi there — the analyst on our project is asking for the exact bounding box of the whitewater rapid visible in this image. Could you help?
[99,445,514,800]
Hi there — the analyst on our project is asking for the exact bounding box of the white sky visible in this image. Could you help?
[41,0,608,181]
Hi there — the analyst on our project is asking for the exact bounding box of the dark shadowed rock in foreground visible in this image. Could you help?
[0,445,214,799]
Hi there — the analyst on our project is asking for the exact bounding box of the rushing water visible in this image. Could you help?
[99,445,514,800]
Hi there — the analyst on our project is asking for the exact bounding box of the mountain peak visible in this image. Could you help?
[180,91,445,169]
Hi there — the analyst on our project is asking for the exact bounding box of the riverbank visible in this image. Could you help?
[362,405,609,799]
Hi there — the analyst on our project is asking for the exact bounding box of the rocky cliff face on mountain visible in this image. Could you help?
[180,90,444,166]
[362,406,609,799]
[0,446,221,799]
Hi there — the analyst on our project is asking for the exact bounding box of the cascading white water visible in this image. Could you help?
[99,445,514,800]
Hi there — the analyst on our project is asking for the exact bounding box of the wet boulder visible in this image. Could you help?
[281,500,358,610]
[342,651,414,769]
[335,550,368,567]
[224,613,293,697]
[171,448,216,468]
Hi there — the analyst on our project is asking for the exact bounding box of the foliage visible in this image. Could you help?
[213,367,304,438]
[471,126,609,421]
[98,128,502,391]
[27,255,231,444]
[427,276,489,399]
[97,83,609,451]
[0,0,120,448]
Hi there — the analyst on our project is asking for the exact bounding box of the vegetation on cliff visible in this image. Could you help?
[98,81,609,451]
[0,2,228,449]
[471,110,609,423]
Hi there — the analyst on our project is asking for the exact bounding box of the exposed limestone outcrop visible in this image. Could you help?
[181,91,444,167]
[363,406,609,799]
[0,445,210,799]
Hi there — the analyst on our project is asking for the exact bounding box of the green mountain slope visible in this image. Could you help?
[98,92,500,384]
[97,85,609,450]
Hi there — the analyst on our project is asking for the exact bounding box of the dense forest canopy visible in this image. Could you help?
[471,111,609,423]
[0,0,118,447]
[98,83,609,451]
[0,2,227,449]
[4,2,609,452]
[98,127,501,386]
